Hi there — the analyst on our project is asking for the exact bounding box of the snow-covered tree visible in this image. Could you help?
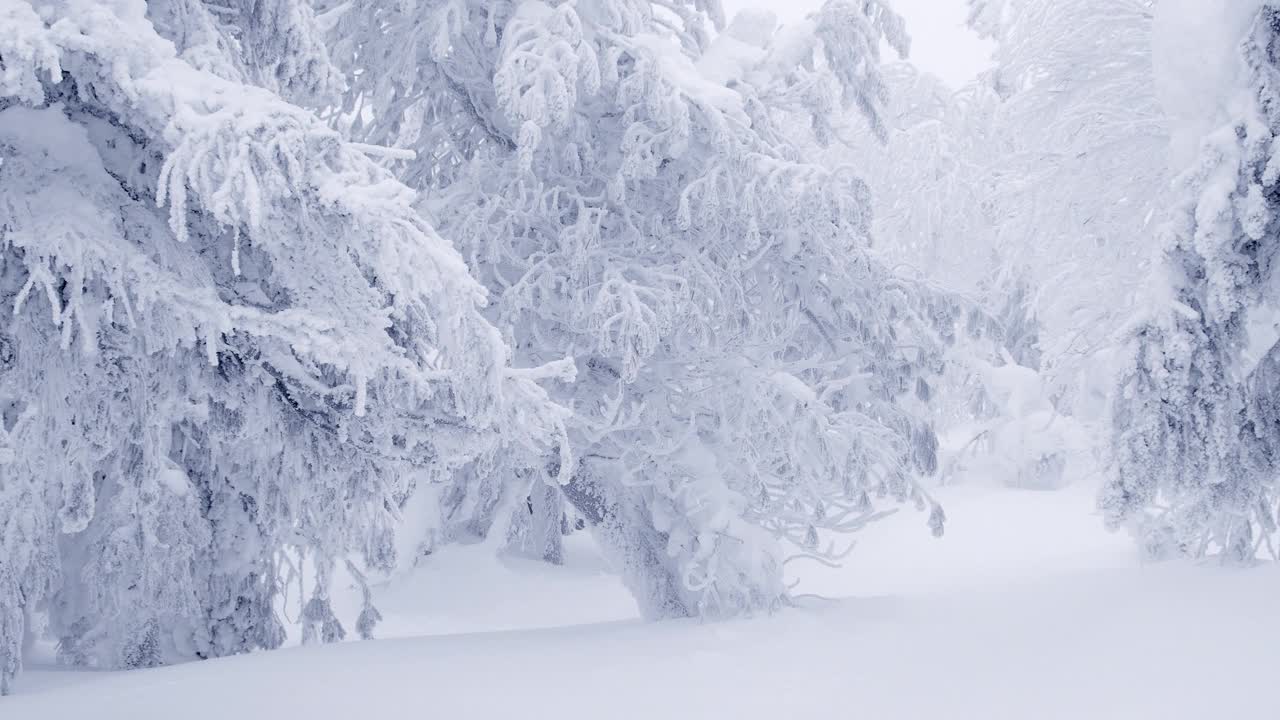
[827,58,1083,490]
[840,63,997,288]
[323,0,951,618]
[967,0,1167,404]
[846,0,1168,491]
[1102,1,1280,562]
[0,0,568,693]
[1100,0,1280,561]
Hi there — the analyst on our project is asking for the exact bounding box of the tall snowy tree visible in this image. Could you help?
[322,0,952,618]
[967,0,1167,406]
[1102,1,1280,562]
[828,58,1081,491]
[0,0,569,693]
[861,0,1171,491]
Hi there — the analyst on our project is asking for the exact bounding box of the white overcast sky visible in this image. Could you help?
[721,0,992,88]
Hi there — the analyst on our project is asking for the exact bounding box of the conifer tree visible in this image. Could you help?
[1103,3,1280,562]
[0,0,568,693]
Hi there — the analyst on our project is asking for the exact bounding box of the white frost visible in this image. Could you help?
[1154,0,1265,167]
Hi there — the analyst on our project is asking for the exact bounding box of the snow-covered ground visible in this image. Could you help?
[9,482,1279,719]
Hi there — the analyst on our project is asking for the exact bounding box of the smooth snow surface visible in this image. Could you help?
[10,483,1279,719]
[357,534,637,638]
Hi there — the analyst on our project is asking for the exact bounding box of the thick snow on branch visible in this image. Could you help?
[325,0,951,619]
[0,0,568,694]
[1104,4,1280,564]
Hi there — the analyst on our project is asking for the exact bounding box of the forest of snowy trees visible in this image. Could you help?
[1,0,1279,704]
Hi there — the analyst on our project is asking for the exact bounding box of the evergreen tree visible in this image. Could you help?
[0,0,567,693]
[1103,3,1280,562]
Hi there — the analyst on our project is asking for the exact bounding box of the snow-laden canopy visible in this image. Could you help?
[0,0,569,693]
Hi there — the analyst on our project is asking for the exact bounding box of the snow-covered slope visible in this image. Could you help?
[10,483,1279,719]
[11,568,1278,719]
